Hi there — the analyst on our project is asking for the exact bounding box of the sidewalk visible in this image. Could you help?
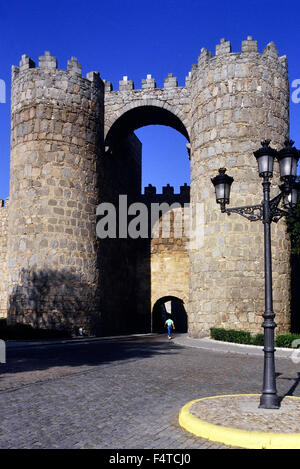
[4,332,296,360]
[172,334,296,359]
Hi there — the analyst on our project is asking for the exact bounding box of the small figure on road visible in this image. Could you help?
[165,317,175,340]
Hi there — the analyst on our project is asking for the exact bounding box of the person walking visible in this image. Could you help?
[165,316,175,340]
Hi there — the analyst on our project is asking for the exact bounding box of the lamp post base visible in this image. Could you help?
[259,394,280,409]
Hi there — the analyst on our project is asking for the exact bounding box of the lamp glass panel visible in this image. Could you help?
[279,156,292,178]
[291,157,298,177]
[224,183,231,200]
[215,183,225,201]
[291,188,298,207]
[283,192,291,209]
[283,188,298,209]
[258,154,274,175]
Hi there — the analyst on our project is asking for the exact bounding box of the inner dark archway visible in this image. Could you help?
[152,296,188,333]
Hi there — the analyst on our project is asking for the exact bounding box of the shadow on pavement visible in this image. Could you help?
[0,335,183,390]
[278,372,300,403]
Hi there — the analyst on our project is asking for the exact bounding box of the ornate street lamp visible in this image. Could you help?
[253,139,277,178]
[211,168,234,213]
[211,139,299,409]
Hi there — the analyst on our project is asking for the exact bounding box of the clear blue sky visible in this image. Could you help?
[0,0,299,198]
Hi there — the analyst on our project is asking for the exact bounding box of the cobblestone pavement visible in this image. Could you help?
[1,334,300,449]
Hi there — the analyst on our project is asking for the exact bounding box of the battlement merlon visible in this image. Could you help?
[164,74,178,89]
[163,184,174,196]
[185,71,192,87]
[241,36,258,53]
[142,75,156,90]
[119,76,134,91]
[262,41,279,58]
[0,198,9,209]
[144,184,157,196]
[103,80,113,92]
[86,71,102,86]
[67,57,82,75]
[19,54,35,72]
[39,51,57,69]
[215,38,232,56]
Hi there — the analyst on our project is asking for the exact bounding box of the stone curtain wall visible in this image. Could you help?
[138,185,190,329]
[0,200,8,318]
[7,53,104,331]
[150,207,190,319]
[189,38,290,336]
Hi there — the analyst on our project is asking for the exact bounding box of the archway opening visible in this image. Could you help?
[135,125,190,192]
[152,296,188,333]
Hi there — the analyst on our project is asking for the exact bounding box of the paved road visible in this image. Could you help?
[1,334,300,449]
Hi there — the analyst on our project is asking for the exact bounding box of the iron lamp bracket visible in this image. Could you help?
[222,192,292,223]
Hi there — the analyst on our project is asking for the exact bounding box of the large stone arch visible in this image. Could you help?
[104,84,191,142]
[105,102,190,144]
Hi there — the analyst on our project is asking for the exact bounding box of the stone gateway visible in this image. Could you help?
[0,37,291,337]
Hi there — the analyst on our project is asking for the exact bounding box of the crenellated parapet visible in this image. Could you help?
[143,183,190,205]
[105,72,185,93]
[193,36,287,68]
[13,51,101,79]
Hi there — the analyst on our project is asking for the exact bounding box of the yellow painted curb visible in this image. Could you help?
[178,394,300,449]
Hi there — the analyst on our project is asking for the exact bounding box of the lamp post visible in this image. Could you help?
[211,140,300,409]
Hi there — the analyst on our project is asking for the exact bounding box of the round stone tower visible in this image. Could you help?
[7,52,104,332]
[188,38,291,337]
